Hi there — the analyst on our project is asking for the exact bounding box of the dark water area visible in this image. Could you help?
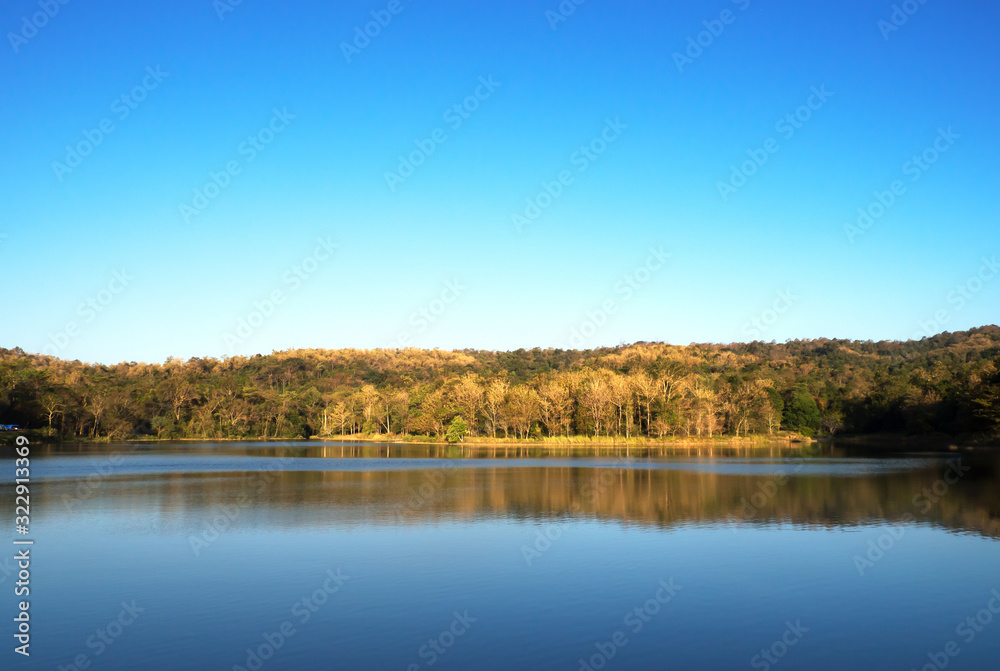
[2,441,999,670]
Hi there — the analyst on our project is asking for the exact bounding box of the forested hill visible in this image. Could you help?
[1,326,998,441]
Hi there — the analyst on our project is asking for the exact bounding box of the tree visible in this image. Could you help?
[608,374,633,438]
[506,386,540,439]
[650,415,671,438]
[685,376,718,437]
[539,381,572,436]
[446,416,468,443]
[784,387,821,435]
[86,393,108,438]
[581,375,612,436]
[656,364,688,413]
[969,359,1000,431]
[40,393,64,435]
[722,378,772,436]
[150,415,172,438]
[630,372,658,436]
[299,386,323,433]
[821,409,844,436]
[764,387,784,435]
[452,375,484,436]
[220,397,250,437]
[164,379,196,422]
[390,390,411,435]
[414,388,448,437]
[328,402,351,436]
[359,385,380,434]
[484,378,509,438]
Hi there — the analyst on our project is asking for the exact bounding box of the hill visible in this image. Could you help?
[1,327,998,441]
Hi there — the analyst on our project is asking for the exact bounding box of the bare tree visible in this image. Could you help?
[686,376,719,437]
[581,374,612,437]
[452,375,484,436]
[629,372,658,436]
[40,393,64,434]
[506,386,540,439]
[608,374,633,438]
[539,381,572,437]
[483,378,510,438]
[166,379,196,422]
[360,385,380,434]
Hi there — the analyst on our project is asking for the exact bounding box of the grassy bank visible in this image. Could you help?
[8,431,996,452]
[307,432,817,448]
[2,430,815,447]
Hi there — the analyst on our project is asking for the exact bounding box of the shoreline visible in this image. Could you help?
[4,431,997,451]
[307,434,818,448]
[4,432,815,447]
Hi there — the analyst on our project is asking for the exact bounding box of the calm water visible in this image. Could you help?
[3,441,1000,670]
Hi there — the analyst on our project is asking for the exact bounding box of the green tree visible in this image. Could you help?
[783,387,821,435]
[969,359,1000,431]
[446,416,468,443]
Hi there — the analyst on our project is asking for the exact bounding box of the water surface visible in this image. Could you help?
[3,442,999,670]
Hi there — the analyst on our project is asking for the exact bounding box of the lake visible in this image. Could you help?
[3,441,1000,670]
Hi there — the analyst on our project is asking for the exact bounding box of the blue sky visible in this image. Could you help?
[1,0,998,363]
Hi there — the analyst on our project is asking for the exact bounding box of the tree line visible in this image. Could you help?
[1,326,998,441]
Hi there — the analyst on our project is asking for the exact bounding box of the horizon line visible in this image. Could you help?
[5,324,997,367]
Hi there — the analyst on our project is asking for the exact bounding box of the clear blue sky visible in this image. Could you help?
[2,0,998,363]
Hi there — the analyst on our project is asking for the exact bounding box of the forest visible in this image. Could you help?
[1,326,998,442]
